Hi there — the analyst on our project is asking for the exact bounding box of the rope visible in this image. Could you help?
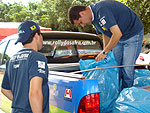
[72,64,150,74]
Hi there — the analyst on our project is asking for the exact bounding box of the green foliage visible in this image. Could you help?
[0,0,149,34]
[8,3,31,22]
[127,0,150,34]
[0,3,10,21]
[120,0,150,34]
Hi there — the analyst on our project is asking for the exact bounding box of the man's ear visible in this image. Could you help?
[34,33,39,40]
[79,11,85,17]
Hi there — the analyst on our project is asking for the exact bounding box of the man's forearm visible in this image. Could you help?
[104,25,122,53]
[103,34,110,48]
[29,90,43,113]
[1,88,13,101]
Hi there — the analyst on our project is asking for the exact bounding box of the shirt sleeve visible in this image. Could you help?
[29,54,48,81]
[97,7,117,31]
[94,26,102,35]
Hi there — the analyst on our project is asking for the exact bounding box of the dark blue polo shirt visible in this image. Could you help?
[2,48,49,113]
[90,0,143,41]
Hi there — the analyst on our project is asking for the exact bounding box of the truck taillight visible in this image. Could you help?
[139,56,144,61]
[77,93,100,113]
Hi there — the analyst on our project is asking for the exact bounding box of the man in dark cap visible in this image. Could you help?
[1,20,49,113]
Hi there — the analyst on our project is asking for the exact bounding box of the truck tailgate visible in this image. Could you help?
[48,71,99,113]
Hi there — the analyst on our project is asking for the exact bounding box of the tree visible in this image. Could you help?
[0,3,10,21]
[7,3,32,22]
[39,0,99,32]
[0,0,149,34]
[126,0,150,34]
[120,0,150,34]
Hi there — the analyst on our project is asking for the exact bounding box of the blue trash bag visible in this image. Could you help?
[134,69,150,79]
[134,69,150,87]
[112,87,150,113]
[134,76,150,87]
[79,51,119,113]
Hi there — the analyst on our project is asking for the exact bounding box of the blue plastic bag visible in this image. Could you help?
[113,87,150,113]
[134,69,150,87]
[134,69,150,78]
[134,76,150,87]
[79,51,119,113]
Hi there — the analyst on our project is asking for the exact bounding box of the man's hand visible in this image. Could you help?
[95,52,107,61]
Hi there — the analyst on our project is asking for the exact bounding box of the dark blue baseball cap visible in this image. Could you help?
[15,20,40,44]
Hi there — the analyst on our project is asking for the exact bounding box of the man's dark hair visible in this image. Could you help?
[68,5,86,24]
[22,30,41,45]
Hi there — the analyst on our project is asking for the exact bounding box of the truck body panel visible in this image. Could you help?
[49,71,99,113]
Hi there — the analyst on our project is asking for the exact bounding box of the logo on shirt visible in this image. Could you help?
[99,16,107,31]
[101,18,106,25]
[10,53,29,62]
[102,26,106,31]
[38,69,45,74]
[37,61,45,69]
[13,64,20,68]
